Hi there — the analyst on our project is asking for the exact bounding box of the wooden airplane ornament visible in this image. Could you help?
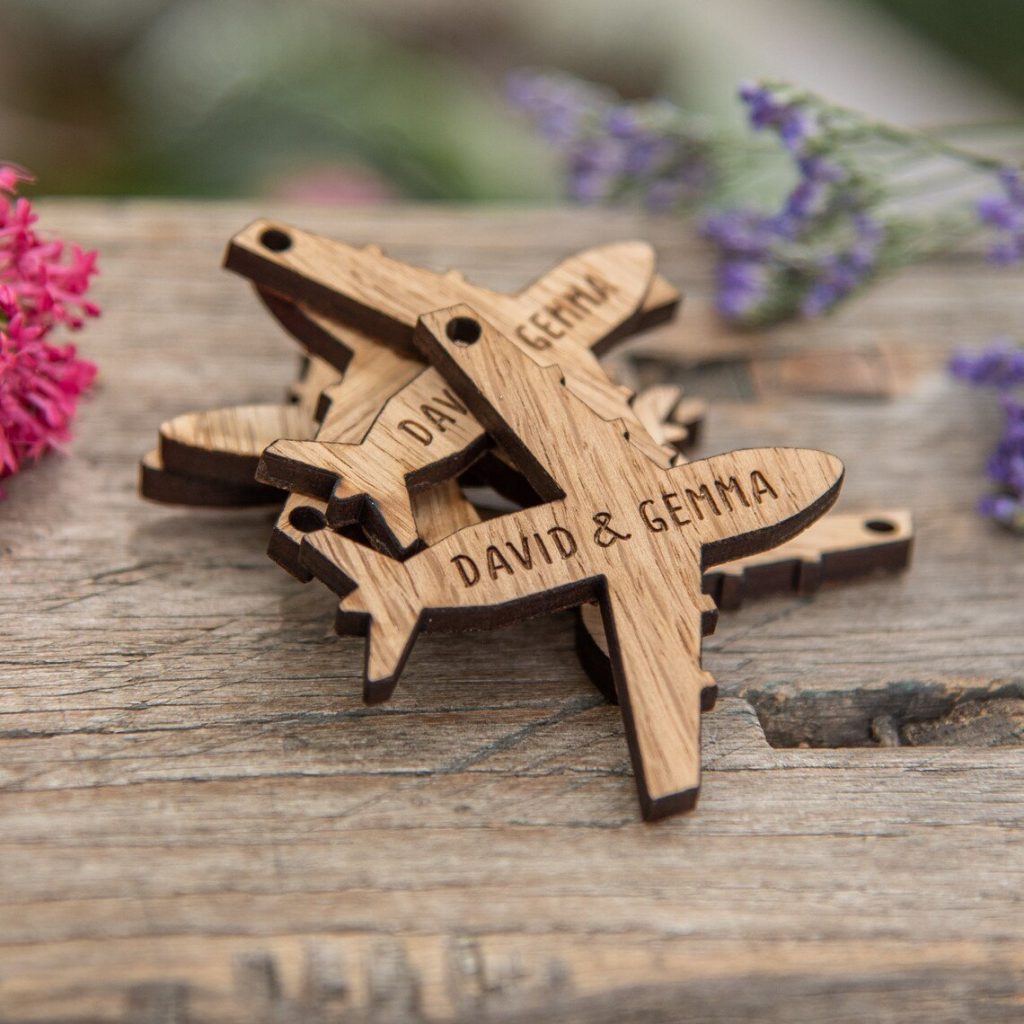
[137,223,914,819]
[225,219,680,354]
[229,224,684,554]
[267,381,706,580]
[575,508,912,703]
[298,306,844,819]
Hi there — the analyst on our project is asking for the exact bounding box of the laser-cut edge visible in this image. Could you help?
[297,306,844,819]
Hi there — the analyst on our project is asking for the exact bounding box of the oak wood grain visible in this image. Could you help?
[1,200,1022,1023]
[241,225,678,552]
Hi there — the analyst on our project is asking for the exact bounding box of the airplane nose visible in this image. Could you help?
[818,451,845,489]
[780,447,845,505]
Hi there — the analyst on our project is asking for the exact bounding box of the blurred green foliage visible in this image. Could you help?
[0,0,560,200]
[1,0,1017,201]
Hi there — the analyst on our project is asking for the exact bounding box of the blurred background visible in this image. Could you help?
[1,0,1018,202]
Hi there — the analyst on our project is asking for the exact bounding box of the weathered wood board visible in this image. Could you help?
[1,201,1022,1023]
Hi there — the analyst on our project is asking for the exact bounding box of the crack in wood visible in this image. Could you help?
[738,680,1024,749]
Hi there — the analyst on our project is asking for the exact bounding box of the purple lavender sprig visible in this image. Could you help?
[700,82,884,323]
[506,69,713,212]
[951,340,1024,534]
[977,168,1024,265]
[701,81,995,326]
[512,72,1015,328]
[950,339,1024,389]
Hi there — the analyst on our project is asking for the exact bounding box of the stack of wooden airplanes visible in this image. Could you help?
[140,220,913,820]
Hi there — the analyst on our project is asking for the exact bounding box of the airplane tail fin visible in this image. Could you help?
[674,448,845,570]
[259,438,420,557]
[515,241,655,353]
[300,530,421,702]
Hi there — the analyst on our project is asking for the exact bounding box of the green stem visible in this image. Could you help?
[825,120,1008,172]
[882,164,987,201]
[760,80,1012,172]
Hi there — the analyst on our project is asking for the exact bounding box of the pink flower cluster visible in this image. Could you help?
[0,164,99,493]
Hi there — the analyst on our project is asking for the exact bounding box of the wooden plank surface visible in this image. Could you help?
[1,201,1022,1023]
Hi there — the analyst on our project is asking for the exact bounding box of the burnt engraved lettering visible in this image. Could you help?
[451,554,479,587]
[584,272,613,299]
[593,512,632,547]
[564,284,594,316]
[486,545,514,580]
[547,526,577,558]
[662,491,691,527]
[714,476,750,511]
[515,325,551,351]
[514,273,615,347]
[506,536,533,569]
[399,420,433,445]
[639,498,667,533]
[750,470,779,503]
[533,532,553,564]
[547,302,575,329]
[686,485,721,520]
[420,404,457,432]
[530,311,565,341]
